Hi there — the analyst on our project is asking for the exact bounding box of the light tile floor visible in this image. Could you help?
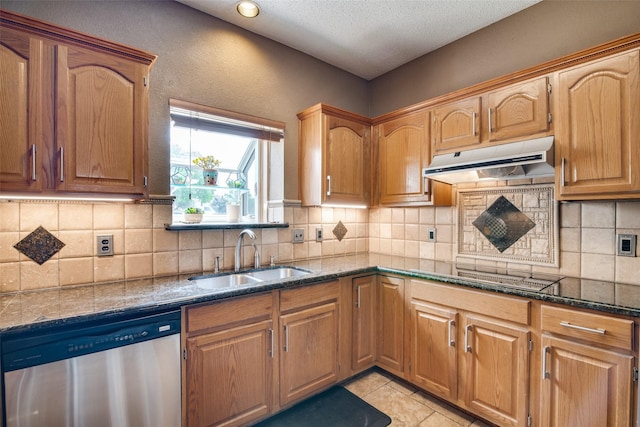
[342,369,494,427]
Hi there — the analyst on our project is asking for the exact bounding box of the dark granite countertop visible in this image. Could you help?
[1,254,638,336]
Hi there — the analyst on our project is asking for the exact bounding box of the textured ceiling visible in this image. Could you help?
[176,0,541,80]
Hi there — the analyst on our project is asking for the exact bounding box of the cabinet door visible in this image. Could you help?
[487,77,550,142]
[0,28,52,192]
[377,111,431,205]
[325,115,370,205]
[185,320,274,427]
[557,50,640,198]
[377,276,405,376]
[352,276,376,372]
[280,302,339,406]
[462,315,530,427]
[432,97,481,153]
[410,301,458,400]
[540,334,634,427]
[56,44,148,195]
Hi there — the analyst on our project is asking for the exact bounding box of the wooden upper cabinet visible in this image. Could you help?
[298,103,370,206]
[432,97,481,153]
[486,76,551,142]
[375,110,451,206]
[0,26,52,192]
[0,10,156,197]
[55,44,149,195]
[556,50,640,199]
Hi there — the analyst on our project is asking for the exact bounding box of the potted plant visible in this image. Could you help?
[192,156,222,185]
[183,207,204,223]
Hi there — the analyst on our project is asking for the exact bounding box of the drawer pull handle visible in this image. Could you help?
[283,325,289,352]
[269,328,274,358]
[326,175,331,196]
[560,321,606,335]
[31,144,37,181]
[356,285,361,308]
[542,346,550,379]
[448,320,455,347]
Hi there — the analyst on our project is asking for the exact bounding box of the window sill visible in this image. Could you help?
[165,222,289,231]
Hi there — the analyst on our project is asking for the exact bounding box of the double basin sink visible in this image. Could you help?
[189,266,312,289]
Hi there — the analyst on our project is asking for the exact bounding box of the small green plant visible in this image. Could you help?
[184,207,204,214]
[192,155,221,169]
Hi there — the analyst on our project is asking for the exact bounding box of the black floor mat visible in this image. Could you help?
[253,386,391,427]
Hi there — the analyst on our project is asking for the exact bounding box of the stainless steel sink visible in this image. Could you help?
[189,266,311,290]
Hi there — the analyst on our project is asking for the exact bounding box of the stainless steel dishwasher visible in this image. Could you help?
[2,310,181,427]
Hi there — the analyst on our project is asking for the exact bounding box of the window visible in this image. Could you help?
[169,99,284,224]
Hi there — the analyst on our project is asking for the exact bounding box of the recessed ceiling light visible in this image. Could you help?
[236,1,260,18]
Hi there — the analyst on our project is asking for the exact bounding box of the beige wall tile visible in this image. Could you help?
[405,240,420,258]
[94,204,124,230]
[152,204,173,228]
[615,283,640,307]
[59,204,93,230]
[368,209,380,223]
[405,224,419,241]
[20,203,58,232]
[437,225,453,244]
[179,249,202,273]
[153,251,179,276]
[391,239,405,256]
[0,232,20,262]
[380,223,392,239]
[154,229,179,252]
[559,251,581,277]
[125,229,153,254]
[0,203,19,232]
[435,206,453,225]
[391,208,405,223]
[94,255,125,282]
[124,204,153,229]
[59,230,94,258]
[369,238,380,253]
[333,208,346,222]
[308,207,322,223]
[580,279,614,304]
[179,230,202,250]
[581,228,615,255]
[345,208,358,223]
[202,248,224,271]
[261,228,278,245]
[278,242,294,261]
[294,242,309,259]
[308,241,322,258]
[202,230,224,248]
[261,244,280,264]
[581,202,615,228]
[379,208,392,222]
[59,257,94,285]
[560,202,580,228]
[391,224,405,240]
[405,208,419,224]
[419,207,435,225]
[321,240,334,257]
[125,253,153,279]
[435,242,452,262]
[379,238,391,254]
[0,262,20,292]
[616,201,640,228]
[321,207,334,223]
[293,207,308,224]
[560,227,580,252]
[581,253,615,281]
[615,256,640,285]
[21,260,59,290]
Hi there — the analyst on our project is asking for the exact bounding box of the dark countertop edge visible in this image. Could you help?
[1,265,638,337]
[165,222,289,230]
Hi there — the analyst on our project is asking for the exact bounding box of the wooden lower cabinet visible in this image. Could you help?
[352,275,377,373]
[409,279,531,427]
[377,275,406,377]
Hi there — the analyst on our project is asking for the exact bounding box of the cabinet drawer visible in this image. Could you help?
[280,281,339,313]
[541,305,634,351]
[185,292,274,333]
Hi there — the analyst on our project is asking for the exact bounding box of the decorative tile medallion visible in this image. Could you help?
[14,226,65,265]
[458,184,558,266]
[332,221,348,242]
[472,196,535,252]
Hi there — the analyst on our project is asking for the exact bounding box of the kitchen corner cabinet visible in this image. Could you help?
[377,276,406,377]
[432,97,482,153]
[351,275,377,373]
[298,103,371,206]
[279,281,340,406]
[539,305,635,427]
[556,50,640,200]
[0,10,155,197]
[410,279,531,427]
[183,292,276,427]
[374,110,452,206]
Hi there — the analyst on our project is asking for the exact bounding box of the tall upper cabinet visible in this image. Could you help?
[0,10,156,197]
[556,50,640,200]
[298,103,371,206]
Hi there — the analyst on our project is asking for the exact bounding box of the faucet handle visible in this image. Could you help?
[270,255,276,267]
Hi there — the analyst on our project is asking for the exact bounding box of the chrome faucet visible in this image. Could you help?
[235,229,259,272]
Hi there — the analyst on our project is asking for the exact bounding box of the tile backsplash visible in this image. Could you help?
[2,192,640,293]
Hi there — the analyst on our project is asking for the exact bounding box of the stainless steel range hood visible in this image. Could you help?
[423,136,554,184]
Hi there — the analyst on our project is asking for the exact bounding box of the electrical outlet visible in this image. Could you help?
[617,234,636,257]
[316,227,323,242]
[292,228,305,243]
[427,228,437,242]
[97,234,114,256]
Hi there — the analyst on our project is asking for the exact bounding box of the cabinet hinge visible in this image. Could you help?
[547,113,552,124]
[529,339,534,352]
[183,348,188,360]
[527,414,532,427]
[547,83,552,94]
[633,366,638,382]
